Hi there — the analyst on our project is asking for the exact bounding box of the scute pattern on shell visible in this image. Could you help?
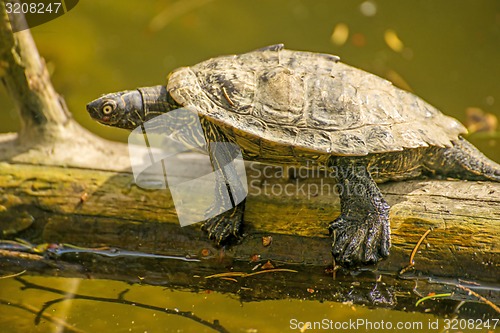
[167,45,466,156]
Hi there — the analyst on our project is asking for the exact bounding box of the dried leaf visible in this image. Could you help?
[262,236,273,247]
[331,23,349,46]
[261,260,275,270]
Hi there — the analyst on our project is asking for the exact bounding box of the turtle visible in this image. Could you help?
[87,44,500,266]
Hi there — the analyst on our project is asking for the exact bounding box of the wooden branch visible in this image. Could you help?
[0,2,129,169]
[0,1,71,142]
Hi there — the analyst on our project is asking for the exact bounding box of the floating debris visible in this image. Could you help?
[262,236,273,247]
[351,33,366,47]
[250,254,261,263]
[261,260,275,269]
[385,69,413,92]
[416,293,452,307]
[200,248,211,257]
[384,29,404,53]
[465,107,498,133]
[359,1,377,17]
[330,23,349,46]
[205,268,298,279]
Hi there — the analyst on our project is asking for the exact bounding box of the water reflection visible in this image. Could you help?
[0,275,465,333]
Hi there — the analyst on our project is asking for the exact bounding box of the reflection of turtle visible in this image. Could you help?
[87,44,500,266]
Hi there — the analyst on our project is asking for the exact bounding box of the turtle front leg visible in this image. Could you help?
[201,138,247,245]
[202,169,246,244]
[329,163,391,266]
[202,197,245,245]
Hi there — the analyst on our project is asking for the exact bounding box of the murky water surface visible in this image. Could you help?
[1,275,496,333]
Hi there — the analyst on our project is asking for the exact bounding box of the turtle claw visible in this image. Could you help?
[329,211,390,266]
[202,202,245,245]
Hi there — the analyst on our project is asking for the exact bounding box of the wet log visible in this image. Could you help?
[0,159,498,283]
[1,159,499,317]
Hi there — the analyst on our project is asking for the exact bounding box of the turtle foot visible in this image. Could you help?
[202,202,244,245]
[329,211,390,266]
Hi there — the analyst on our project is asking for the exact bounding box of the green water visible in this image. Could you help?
[0,1,499,332]
[0,276,493,333]
[1,1,499,159]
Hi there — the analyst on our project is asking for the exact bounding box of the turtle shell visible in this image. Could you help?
[167,44,466,157]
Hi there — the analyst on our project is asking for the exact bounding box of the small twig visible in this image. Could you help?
[456,284,500,313]
[219,277,238,282]
[0,249,44,261]
[457,278,480,286]
[205,268,298,279]
[399,228,432,275]
[245,268,298,277]
[204,272,247,279]
[0,269,26,279]
[410,228,432,265]
[221,86,235,106]
[415,293,452,307]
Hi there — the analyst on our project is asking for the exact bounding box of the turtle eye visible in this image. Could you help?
[101,102,115,115]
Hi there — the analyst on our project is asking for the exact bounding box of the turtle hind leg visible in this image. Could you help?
[425,137,500,182]
[329,162,391,266]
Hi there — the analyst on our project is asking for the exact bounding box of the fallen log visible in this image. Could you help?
[1,160,499,317]
[0,159,499,283]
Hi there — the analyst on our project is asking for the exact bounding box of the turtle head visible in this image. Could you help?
[86,85,173,130]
